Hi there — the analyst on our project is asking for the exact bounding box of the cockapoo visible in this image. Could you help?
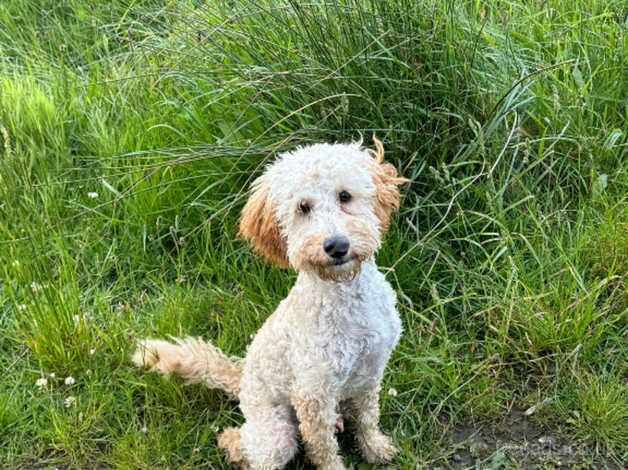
[133,138,407,469]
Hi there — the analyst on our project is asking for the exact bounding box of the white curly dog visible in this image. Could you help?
[133,138,407,469]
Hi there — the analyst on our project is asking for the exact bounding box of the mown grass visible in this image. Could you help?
[0,0,626,468]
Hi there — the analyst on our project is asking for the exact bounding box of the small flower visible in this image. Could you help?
[49,372,56,378]
[89,348,96,355]
[36,377,48,388]
[64,376,75,385]
[87,192,98,199]
[192,447,201,454]
[64,396,76,408]
[387,387,398,397]
[30,281,43,292]
[141,425,148,433]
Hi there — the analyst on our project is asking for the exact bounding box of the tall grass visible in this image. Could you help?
[0,0,626,467]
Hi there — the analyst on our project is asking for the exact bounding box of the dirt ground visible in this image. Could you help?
[447,409,622,469]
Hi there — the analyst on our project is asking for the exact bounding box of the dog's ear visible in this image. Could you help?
[238,174,289,267]
[369,136,409,233]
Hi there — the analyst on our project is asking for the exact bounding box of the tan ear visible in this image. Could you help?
[369,136,409,233]
[238,175,289,268]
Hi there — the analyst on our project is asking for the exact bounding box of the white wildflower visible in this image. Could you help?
[89,348,96,355]
[64,396,76,408]
[30,281,43,292]
[387,387,398,397]
[141,425,148,433]
[87,192,98,199]
[35,377,48,388]
[64,376,75,385]
[49,372,56,378]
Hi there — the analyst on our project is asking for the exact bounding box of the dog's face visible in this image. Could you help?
[239,140,406,281]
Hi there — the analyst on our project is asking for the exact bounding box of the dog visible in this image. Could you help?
[133,137,407,469]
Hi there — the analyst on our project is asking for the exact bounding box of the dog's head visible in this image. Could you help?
[239,138,407,281]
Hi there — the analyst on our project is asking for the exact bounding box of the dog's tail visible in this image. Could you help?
[132,337,243,398]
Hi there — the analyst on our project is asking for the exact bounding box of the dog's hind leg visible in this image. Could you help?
[132,337,243,398]
[235,404,298,470]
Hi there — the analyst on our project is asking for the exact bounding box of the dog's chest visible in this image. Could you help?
[331,291,400,394]
[282,265,401,398]
[290,270,401,393]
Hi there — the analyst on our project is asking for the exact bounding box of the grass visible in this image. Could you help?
[0,0,626,467]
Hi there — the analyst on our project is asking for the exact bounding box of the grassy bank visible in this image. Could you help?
[0,0,626,467]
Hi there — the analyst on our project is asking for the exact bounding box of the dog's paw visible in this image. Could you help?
[358,430,398,464]
[218,427,245,463]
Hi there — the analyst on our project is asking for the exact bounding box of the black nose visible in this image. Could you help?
[323,235,350,259]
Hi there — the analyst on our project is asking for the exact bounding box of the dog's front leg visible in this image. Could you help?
[350,385,398,464]
[292,393,345,470]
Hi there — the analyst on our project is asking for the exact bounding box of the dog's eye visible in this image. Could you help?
[338,191,352,203]
[298,201,311,215]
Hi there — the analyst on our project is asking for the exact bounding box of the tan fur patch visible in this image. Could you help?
[218,427,249,468]
[238,175,289,267]
[346,218,379,259]
[290,234,328,271]
[369,136,408,233]
[133,338,243,399]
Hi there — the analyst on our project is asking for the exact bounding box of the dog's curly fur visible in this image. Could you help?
[133,138,407,469]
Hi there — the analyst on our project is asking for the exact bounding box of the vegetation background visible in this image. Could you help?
[0,0,625,468]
